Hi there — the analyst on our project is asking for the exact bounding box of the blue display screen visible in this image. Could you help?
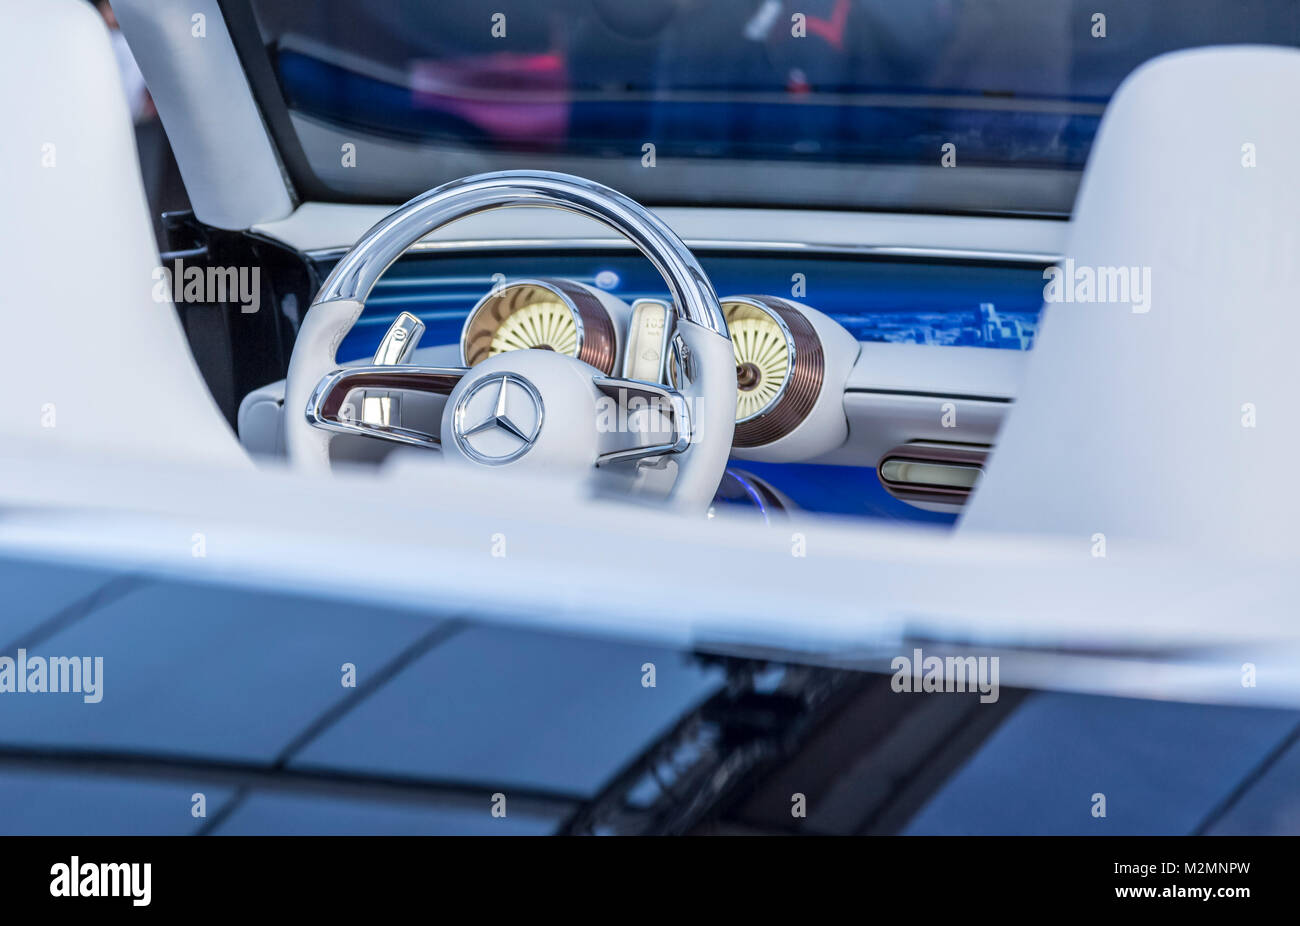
[325,251,1046,363]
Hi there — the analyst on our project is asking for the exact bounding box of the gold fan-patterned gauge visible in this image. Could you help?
[724,301,791,421]
[488,299,580,358]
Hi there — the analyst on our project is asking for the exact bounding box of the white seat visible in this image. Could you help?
[0,0,248,468]
[962,46,1300,557]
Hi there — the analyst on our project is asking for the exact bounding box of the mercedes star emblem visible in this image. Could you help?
[451,373,544,465]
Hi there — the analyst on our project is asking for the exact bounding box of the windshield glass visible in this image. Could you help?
[242,0,1299,214]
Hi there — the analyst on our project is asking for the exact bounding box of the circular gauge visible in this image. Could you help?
[720,297,825,448]
[725,301,791,421]
[461,279,617,373]
[490,298,579,357]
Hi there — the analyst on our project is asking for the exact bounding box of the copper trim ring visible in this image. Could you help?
[729,296,824,448]
[544,278,618,375]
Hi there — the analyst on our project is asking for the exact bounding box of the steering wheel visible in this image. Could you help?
[284,171,737,513]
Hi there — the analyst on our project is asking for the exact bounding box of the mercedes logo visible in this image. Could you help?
[451,373,544,465]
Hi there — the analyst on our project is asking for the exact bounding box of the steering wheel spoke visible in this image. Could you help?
[592,376,692,465]
[305,365,468,449]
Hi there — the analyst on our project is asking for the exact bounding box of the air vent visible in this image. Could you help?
[877,442,989,509]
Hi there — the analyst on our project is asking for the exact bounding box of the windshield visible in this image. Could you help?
[241,0,1300,214]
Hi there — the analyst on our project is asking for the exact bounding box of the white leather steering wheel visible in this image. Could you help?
[283,171,737,512]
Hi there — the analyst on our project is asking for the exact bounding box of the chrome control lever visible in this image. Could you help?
[373,312,425,365]
[363,312,425,426]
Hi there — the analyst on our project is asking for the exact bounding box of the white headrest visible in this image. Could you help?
[0,0,247,468]
[962,47,1300,556]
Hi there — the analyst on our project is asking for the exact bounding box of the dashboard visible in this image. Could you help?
[239,247,1046,524]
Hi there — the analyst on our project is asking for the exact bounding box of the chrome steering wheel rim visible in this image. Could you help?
[313,170,729,337]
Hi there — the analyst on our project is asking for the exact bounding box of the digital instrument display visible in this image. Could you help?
[623,298,670,383]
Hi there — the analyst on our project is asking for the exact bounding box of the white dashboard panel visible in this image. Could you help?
[253,202,1066,260]
[813,343,1020,467]
[814,393,1009,469]
[846,342,1025,399]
